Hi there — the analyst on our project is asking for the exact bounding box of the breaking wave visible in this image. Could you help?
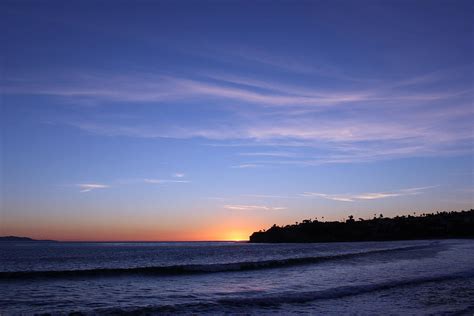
[0,243,436,280]
[73,269,474,315]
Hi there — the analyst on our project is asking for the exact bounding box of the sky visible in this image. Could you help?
[1,0,473,241]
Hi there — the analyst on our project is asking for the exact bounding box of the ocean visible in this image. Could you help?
[1,239,473,315]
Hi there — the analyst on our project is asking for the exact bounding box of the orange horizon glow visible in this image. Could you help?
[0,223,258,242]
[0,234,254,242]
[0,208,274,242]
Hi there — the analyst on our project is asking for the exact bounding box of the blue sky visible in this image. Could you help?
[1,0,473,241]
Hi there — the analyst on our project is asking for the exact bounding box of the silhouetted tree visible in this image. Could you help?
[249,209,474,243]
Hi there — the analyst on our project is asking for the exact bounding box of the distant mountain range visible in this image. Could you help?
[250,209,474,243]
[0,236,57,242]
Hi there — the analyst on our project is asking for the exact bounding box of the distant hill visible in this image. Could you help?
[0,236,57,242]
[250,209,474,243]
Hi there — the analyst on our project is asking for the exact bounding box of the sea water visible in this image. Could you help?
[1,239,473,315]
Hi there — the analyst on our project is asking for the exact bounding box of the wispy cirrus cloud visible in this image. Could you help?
[4,66,469,108]
[144,178,190,184]
[206,186,435,206]
[224,204,286,211]
[4,61,472,164]
[74,178,189,192]
[77,183,109,193]
[241,194,297,199]
[238,151,300,158]
[201,46,379,82]
[2,72,370,107]
[173,173,185,178]
[67,108,472,165]
[301,186,437,202]
[231,164,260,169]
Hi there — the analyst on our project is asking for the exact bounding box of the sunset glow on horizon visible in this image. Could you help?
[1,0,473,242]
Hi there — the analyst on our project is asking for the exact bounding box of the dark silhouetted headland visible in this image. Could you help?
[0,236,57,242]
[249,210,474,243]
